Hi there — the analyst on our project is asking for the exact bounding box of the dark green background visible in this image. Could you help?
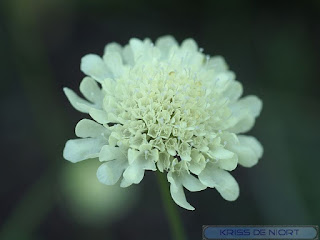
[1,0,319,239]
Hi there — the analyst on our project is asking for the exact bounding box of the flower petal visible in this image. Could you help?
[123,148,158,184]
[63,87,95,113]
[155,35,178,59]
[227,135,263,167]
[63,138,105,163]
[223,81,243,103]
[123,164,145,184]
[96,158,127,185]
[181,38,198,52]
[122,44,135,65]
[129,38,144,62]
[217,154,238,171]
[189,150,206,175]
[228,115,255,134]
[242,95,263,117]
[207,56,228,72]
[228,95,262,133]
[127,148,157,170]
[80,54,111,82]
[104,42,122,56]
[75,119,110,139]
[103,52,124,78]
[89,108,109,124]
[179,172,206,192]
[167,172,195,210]
[99,145,127,162]
[213,73,232,93]
[157,152,170,172]
[79,77,103,104]
[212,169,239,201]
[208,147,234,159]
[120,177,133,188]
[127,148,140,164]
[199,163,239,201]
[198,163,216,188]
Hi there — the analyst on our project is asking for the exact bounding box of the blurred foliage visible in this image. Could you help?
[60,160,138,226]
[0,0,319,239]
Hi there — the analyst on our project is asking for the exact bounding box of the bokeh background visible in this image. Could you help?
[1,0,319,239]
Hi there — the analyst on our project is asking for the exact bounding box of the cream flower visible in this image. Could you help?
[63,36,263,210]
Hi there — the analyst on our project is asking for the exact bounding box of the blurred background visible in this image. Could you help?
[1,0,319,239]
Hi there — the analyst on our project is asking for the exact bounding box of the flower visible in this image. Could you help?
[63,36,263,210]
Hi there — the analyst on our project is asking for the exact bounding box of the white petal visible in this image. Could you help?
[189,151,206,175]
[157,152,170,172]
[212,169,239,201]
[104,42,122,56]
[188,160,206,175]
[80,54,111,82]
[128,148,140,164]
[220,132,239,145]
[63,87,95,113]
[120,177,133,188]
[228,95,262,133]
[128,149,157,170]
[79,77,103,103]
[199,163,239,201]
[155,35,178,59]
[198,163,216,188]
[123,164,145,184]
[156,35,178,48]
[89,108,109,124]
[96,158,127,185]
[231,95,262,118]
[217,154,238,171]
[181,38,198,52]
[227,115,255,134]
[99,145,127,162]
[223,81,243,103]
[209,147,234,159]
[129,38,144,62]
[123,148,158,184]
[103,52,124,78]
[228,135,263,167]
[63,138,105,163]
[207,56,228,72]
[179,172,206,192]
[122,44,135,65]
[214,73,232,93]
[75,119,109,139]
[167,172,195,210]
[243,95,263,117]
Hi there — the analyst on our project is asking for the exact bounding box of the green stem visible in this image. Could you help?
[156,171,187,240]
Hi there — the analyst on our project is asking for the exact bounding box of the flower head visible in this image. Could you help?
[63,36,263,210]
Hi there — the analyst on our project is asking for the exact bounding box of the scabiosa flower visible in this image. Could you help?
[63,36,263,210]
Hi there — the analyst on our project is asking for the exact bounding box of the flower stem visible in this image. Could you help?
[156,171,187,240]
